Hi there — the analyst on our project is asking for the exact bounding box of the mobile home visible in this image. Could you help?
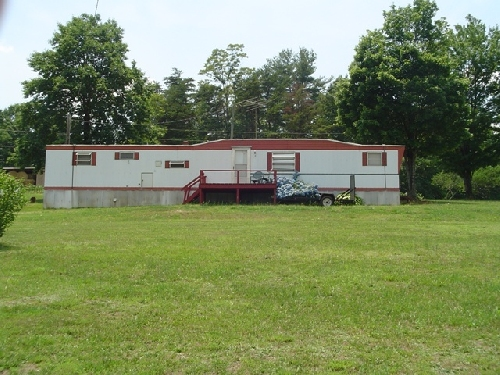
[44,139,405,208]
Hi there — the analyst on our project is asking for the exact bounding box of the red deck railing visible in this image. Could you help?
[182,171,206,204]
[182,170,277,204]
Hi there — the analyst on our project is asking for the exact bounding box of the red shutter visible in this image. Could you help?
[72,152,77,166]
[295,152,300,172]
[91,152,97,166]
[267,152,272,171]
[165,161,170,168]
[382,152,387,166]
[134,152,140,160]
[362,152,368,166]
[184,160,190,168]
[114,152,120,160]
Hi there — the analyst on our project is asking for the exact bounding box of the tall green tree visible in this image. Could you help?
[258,49,295,136]
[233,70,265,139]
[258,48,325,138]
[339,0,466,199]
[314,76,351,140]
[0,105,23,168]
[199,44,251,139]
[158,68,196,144]
[10,101,61,171]
[19,14,159,169]
[443,15,500,197]
[282,48,323,137]
[193,81,225,141]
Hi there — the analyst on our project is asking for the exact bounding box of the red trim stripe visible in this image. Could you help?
[44,186,399,193]
[317,187,400,192]
[44,187,184,191]
[47,139,404,152]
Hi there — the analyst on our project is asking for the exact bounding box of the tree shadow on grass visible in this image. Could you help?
[425,199,482,205]
[0,242,17,252]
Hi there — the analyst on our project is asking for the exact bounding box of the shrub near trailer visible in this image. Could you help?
[0,172,26,237]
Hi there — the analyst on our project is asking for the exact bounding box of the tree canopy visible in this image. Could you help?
[441,15,500,197]
[339,0,467,198]
[157,68,196,144]
[17,14,160,170]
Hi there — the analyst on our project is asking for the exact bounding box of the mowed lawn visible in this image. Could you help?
[1,199,499,374]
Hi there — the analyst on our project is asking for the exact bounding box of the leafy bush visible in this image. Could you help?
[334,190,364,205]
[276,174,321,201]
[400,157,443,199]
[0,172,27,237]
[431,171,464,200]
[472,165,500,200]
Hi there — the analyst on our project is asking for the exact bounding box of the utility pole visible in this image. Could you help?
[66,113,71,144]
[230,103,235,139]
[235,97,266,139]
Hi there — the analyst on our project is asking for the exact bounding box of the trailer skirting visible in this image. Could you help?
[44,187,400,208]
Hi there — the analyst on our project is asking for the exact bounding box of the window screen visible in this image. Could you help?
[272,152,296,171]
[76,153,92,165]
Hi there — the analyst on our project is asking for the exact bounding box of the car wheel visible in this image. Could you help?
[320,195,334,207]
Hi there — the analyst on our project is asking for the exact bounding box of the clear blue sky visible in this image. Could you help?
[0,0,498,109]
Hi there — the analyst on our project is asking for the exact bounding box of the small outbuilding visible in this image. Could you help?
[3,167,45,186]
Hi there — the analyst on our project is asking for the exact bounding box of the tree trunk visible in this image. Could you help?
[405,149,417,200]
[463,170,473,199]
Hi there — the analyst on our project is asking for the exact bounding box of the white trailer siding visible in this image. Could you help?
[44,140,404,208]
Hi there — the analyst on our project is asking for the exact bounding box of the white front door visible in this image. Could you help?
[141,172,153,187]
[232,147,251,183]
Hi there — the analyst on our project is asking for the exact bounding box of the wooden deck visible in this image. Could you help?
[183,170,278,204]
[199,181,277,204]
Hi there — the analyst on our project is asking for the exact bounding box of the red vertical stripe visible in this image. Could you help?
[114,152,120,160]
[72,152,77,166]
[362,152,368,166]
[295,152,300,172]
[134,152,140,160]
[91,152,97,166]
[382,152,387,166]
[184,160,190,168]
[165,161,170,168]
[267,152,272,171]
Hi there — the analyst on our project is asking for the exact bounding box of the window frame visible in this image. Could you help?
[267,152,301,172]
[114,152,139,160]
[362,151,387,166]
[72,152,96,166]
[165,160,190,169]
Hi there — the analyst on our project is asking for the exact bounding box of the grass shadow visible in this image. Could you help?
[0,242,17,252]
[424,199,483,205]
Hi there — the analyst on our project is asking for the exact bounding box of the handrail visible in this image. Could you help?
[197,169,278,185]
[182,171,205,203]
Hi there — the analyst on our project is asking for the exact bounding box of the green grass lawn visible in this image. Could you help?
[1,199,499,374]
